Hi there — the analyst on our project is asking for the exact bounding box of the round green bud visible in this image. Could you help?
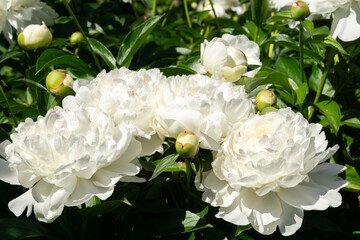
[46,69,75,99]
[291,1,310,21]
[255,89,277,111]
[259,106,279,115]
[70,32,84,44]
[175,131,200,159]
[17,22,52,50]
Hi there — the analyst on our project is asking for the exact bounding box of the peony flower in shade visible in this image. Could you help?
[0,106,144,223]
[201,34,262,82]
[197,108,347,236]
[269,0,360,42]
[197,0,244,18]
[46,69,75,99]
[155,74,254,150]
[0,0,58,46]
[17,22,52,50]
[62,67,165,156]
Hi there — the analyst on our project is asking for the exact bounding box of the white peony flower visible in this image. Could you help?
[62,67,165,156]
[197,108,347,236]
[198,0,244,18]
[0,107,143,223]
[201,34,262,82]
[0,0,58,46]
[269,0,360,41]
[156,74,254,150]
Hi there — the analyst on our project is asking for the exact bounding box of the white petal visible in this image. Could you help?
[240,189,281,234]
[216,199,250,225]
[0,157,19,185]
[331,3,360,42]
[65,178,114,207]
[137,134,164,156]
[278,200,304,236]
[8,190,35,217]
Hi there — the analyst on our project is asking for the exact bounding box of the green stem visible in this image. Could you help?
[152,0,157,16]
[185,158,191,208]
[0,82,18,126]
[62,0,102,72]
[308,49,336,121]
[184,0,192,28]
[161,0,175,27]
[299,21,305,84]
[209,0,221,34]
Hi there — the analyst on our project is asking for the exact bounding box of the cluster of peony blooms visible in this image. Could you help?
[0,34,347,236]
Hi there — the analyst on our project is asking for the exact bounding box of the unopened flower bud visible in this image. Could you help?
[46,69,75,99]
[255,90,277,111]
[259,106,279,115]
[291,1,310,21]
[70,32,84,44]
[17,22,52,50]
[190,2,197,9]
[175,131,200,159]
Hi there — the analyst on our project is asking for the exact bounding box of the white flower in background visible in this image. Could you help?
[197,108,347,236]
[0,0,58,46]
[269,0,360,42]
[0,107,143,223]
[201,34,262,83]
[62,68,165,156]
[156,74,254,150]
[198,0,244,18]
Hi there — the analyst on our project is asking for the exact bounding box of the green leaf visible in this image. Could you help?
[0,50,23,64]
[251,0,269,27]
[149,153,179,181]
[274,55,302,87]
[0,218,58,240]
[266,11,291,24]
[85,196,101,208]
[294,82,308,106]
[88,38,116,69]
[345,164,360,191]
[309,64,335,98]
[301,20,314,38]
[117,15,162,67]
[160,66,196,77]
[15,78,48,91]
[77,200,126,218]
[266,34,323,64]
[235,225,253,237]
[323,36,348,56]
[253,68,293,93]
[36,49,95,76]
[342,118,360,129]
[315,100,341,134]
[133,208,214,239]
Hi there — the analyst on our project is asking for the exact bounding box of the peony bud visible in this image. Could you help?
[17,22,52,50]
[46,69,75,99]
[70,32,84,44]
[291,1,310,21]
[255,89,277,111]
[175,131,200,159]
